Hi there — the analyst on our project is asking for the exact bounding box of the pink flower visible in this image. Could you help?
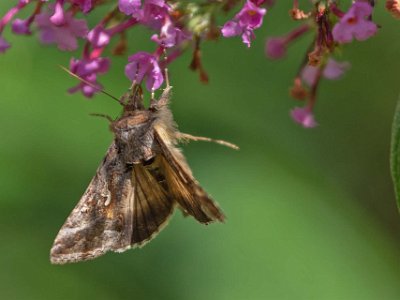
[250,0,266,5]
[221,0,266,47]
[236,1,266,28]
[151,18,190,48]
[11,18,32,35]
[0,0,31,45]
[0,36,10,53]
[222,21,243,38]
[265,37,286,59]
[35,9,88,51]
[291,107,317,128]
[87,25,110,48]
[125,52,163,91]
[119,0,142,16]
[50,0,66,26]
[119,0,169,29]
[70,0,93,13]
[323,59,350,79]
[301,58,350,86]
[265,25,309,59]
[142,0,170,29]
[68,57,110,97]
[332,1,378,43]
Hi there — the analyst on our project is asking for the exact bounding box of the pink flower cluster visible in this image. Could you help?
[68,56,110,97]
[221,0,267,47]
[265,0,379,128]
[0,0,392,128]
[0,0,268,96]
[0,0,190,96]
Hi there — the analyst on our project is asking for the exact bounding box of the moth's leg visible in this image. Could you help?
[150,48,171,100]
[156,86,172,107]
[163,48,170,88]
[89,113,114,123]
[177,133,239,150]
[152,50,172,108]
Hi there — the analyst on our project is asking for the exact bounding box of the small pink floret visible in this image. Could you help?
[118,0,142,16]
[301,58,350,86]
[68,57,110,97]
[71,0,93,13]
[12,18,32,35]
[332,1,377,43]
[291,107,318,128]
[118,0,170,29]
[265,37,286,59]
[125,51,164,91]
[35,9,88,51]
[50,1,66,26]
[0,36,10,53]
[88,25,110,48]
[221,21,242,37]
[221,0,266,47]
[151,18,191,48]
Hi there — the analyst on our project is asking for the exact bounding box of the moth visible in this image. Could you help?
[50,82,238,264]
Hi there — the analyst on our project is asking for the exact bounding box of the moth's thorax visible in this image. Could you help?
[112,110,151,130]
[111,109,159,164]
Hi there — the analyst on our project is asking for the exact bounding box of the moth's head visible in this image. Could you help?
[120,84,145,112]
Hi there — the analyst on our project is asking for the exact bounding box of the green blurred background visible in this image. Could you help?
[1,2,400,300]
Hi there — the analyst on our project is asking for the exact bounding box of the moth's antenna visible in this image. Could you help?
[89,113,114,123]
[177,133,239,150]
[59,65,122,105]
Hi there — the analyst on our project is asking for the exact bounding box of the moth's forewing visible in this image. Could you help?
[50,142,133,264]
[50,141,175,264]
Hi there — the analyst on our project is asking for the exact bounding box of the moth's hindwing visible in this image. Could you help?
[154,129,225,224]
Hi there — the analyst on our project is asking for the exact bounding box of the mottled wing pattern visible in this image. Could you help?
[50,142,132,264]
[154,130,225,224]
[50,142,174,264]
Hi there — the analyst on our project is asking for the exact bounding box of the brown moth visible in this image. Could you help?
[50,83,237,264]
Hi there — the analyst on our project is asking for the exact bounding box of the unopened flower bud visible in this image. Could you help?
[290,78,308,100]
[386,0,400,18]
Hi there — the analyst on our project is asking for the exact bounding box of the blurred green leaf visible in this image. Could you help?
[1,3,400,300]
[390,96,400,213]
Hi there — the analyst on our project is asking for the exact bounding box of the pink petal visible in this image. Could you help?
[12,18,31,35]
[265,37,286,59]
[118,0,142,15]
[88,26,110,48]
[50,1,66,26]
[323,59,350,79]
[221,21,242,37]
[353,20,377,41]
[0,36,11,53]
[291,107,318,128]
[301,65,318,86]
